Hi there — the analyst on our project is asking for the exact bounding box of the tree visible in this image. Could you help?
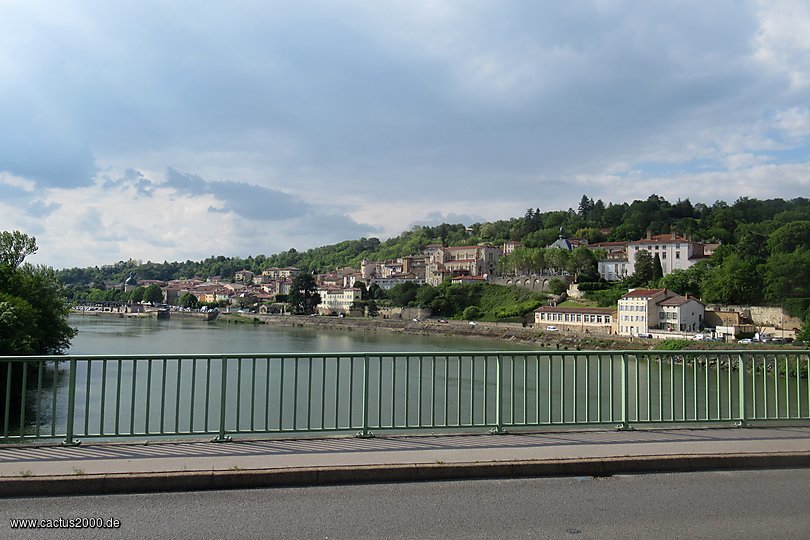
[143,284,163,304]
[763,248,810,303]
[700,253,762,305]
[767,221,810,253]
[797,310,810,344]
[289,273,321,314]
[388,282,420,306]
[548,278,568,296]
[179,292,199,309]
[652,254,664,282]
[567,246,598,282]
[129,286,145,303]
[0,231,75,355]
[0,231,38,268]
[631,250,654,286]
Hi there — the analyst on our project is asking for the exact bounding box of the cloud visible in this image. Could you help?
[163,168,310,221]
[409,212,486,228]
[2,1,810,268]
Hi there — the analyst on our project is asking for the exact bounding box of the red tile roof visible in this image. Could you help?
[621,288,667,299]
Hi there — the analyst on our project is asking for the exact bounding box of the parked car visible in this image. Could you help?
[637,333,653,339]
[546,325,558,331]
[737,338,753,344]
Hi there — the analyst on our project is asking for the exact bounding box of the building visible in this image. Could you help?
[617,288,705,337]
[234,270,254,283]
[261,267,300,279]
[316,287,362,315]
[592,231,708,281]
[533,306,615,334]
[369,273,426,290]
[424,244,501,286]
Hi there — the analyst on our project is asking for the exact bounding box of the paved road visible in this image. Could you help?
[2,469,809,539]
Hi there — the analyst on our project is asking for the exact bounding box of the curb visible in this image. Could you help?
[2,452,810,498]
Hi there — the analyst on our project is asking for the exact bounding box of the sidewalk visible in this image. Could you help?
[2,426,810,497]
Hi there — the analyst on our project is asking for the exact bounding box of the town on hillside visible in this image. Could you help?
[73,228,803,344]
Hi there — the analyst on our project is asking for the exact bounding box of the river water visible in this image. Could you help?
[67,315,533,355]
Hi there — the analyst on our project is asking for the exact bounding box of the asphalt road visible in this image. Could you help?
[2,469,809,539]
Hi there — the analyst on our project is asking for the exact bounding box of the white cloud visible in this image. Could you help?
[2,1,810,268]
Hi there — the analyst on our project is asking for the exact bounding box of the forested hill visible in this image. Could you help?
[58,194,810,291]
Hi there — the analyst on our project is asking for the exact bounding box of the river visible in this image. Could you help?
[67,315,533,355]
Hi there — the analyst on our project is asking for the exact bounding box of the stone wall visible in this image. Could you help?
[488,274,572,292]
[708,305,803,331]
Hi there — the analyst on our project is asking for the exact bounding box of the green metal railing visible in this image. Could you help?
[1,350,809,444]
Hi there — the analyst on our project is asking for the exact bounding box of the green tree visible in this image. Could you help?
[0,293,38,355]
[289,273,321,314]
[567,246,598,282]
[179,292,199,309]
[388,282,420,306]
[700,253,762,304]
[143,284,163,304]
[631,250,654,286]
[763,248,810,303]
[767,221,810,253]
[652,254,664,282]
[0,231,38,268]
[0,231,76,355]
[129,286,145,303]
[548,278,568,296]
[796,310,810,343]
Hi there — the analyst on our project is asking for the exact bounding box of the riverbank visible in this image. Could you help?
[221,313,726,351]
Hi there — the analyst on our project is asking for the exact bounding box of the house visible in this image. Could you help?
[261,267,300,279]
[534,306,615,334]
[450,275,488,285]
[424,244,501,285]
[369,273,426,290]
[592,232,708,281]
[234,270,254,284]
[617,288,705,337]
[502,241,521,255]
[316,287,362,315]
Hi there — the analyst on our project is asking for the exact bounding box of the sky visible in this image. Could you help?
[2,1,810,269]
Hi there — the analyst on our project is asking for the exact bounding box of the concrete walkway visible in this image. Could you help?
[2,426,810,497]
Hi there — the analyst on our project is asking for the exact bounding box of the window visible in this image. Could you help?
[675,252,681,259]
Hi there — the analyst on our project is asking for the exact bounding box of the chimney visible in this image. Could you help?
[646,229,652,240]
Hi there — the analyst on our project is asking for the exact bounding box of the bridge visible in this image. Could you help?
[1,350,809,496]
[3,350,809,444]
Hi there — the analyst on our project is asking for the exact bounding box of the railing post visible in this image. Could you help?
[736,354,748,428]
[62,359,80,446]
[213,357,231,442]
[490,354,506,434]
[356,354,374,438]
[617,353,632,431]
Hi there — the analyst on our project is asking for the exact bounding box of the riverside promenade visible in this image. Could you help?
[2,426,810,497]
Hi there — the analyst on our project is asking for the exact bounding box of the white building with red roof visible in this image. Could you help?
[592,231,708,281]
[617,288,705,337]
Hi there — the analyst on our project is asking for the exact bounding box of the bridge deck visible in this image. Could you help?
[2,426,810,496]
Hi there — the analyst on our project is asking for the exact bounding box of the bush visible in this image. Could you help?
[575,281,610,292]
[657,339,691,350]
[462,306,482,320]
[494,300,543,319]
